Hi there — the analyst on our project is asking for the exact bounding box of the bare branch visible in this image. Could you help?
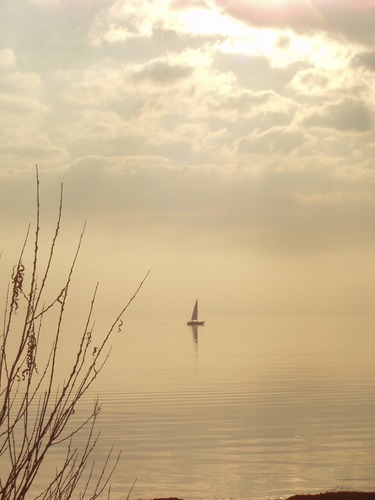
[0,172,148,498]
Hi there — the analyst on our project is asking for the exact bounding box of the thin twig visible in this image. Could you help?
[126,477,137,500]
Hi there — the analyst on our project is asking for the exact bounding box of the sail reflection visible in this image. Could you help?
[191,325,198,345]
[188,324,201,356]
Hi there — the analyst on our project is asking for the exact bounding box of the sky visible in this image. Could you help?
[0,0,375,318]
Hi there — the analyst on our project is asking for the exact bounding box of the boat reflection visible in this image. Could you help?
[188,324,202,356]
[191,324,198,345]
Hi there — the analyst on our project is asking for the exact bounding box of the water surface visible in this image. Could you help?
[48,317,375,499]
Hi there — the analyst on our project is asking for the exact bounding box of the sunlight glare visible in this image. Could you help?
[220,28,349,70]
[170,7,250,37]
[220,28,280,59]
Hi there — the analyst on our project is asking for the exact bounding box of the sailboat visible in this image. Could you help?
[187,299,205,326]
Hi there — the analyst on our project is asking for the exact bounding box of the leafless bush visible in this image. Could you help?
[0,169,149,499]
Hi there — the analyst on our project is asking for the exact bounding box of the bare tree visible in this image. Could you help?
[0,169,149,499]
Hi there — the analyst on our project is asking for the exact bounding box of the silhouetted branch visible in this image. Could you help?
[0,170,148,498]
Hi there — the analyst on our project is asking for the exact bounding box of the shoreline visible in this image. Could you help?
[143,493,375,500]
[287,493,375,500]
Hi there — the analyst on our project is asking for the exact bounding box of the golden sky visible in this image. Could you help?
[1,0,375,317]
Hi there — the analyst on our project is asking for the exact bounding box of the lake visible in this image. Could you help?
[38,316,375,499]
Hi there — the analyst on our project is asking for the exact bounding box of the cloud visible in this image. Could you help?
[133,60,193,85]
[352,50,375,71]
[89,0,163,45]
[0,72,42,94]
[0,138,67,170]
[89,0,250,46]
[21,155,371,263]
[302,98,373,132]
[1,0,375,264]
[0,49,16,71]
[0,49,41,94]
[0,46,54,169]
[209,89,295,125]
[26,0,107,8]
[216,0,375,45]
[0,93,52,172]
[214,53,304,93]
[0,91,45,114]
[290,68,340,96]
[237,126,305,155]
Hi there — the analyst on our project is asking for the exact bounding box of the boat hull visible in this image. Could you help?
[187,320,205,326]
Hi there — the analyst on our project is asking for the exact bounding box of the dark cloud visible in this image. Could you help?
[352,51,375,72]
[133,60,193,85]
[213,53,305,93]
[302,98,373,132]
[293,70,330,92]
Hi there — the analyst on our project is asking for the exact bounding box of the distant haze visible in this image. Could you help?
[1,0,375,318]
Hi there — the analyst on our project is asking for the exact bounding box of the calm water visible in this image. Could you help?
[40,317,375,498]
